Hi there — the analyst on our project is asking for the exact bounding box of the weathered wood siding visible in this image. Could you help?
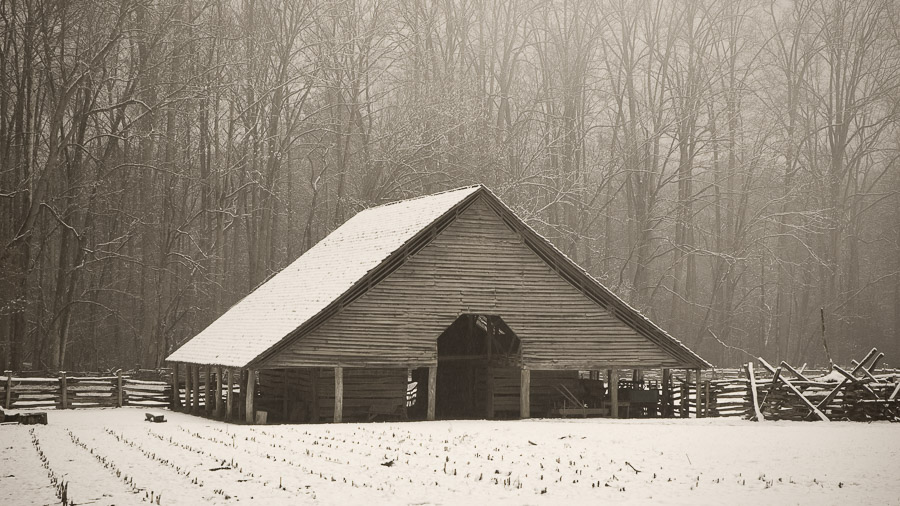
[265,197,688,370]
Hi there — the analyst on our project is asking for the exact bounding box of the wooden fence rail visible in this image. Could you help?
[1,371,171,411]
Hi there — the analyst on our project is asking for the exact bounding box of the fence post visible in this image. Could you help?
[5,371,12,409]
[117,371,124,408]
[60,372,68,409]
[172,363,181,410]
[704,380,711,417]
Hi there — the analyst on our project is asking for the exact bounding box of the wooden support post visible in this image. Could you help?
[215,366,223,417]
[185,364,193,412]
[282,369,289,421]
[694,369,701,418]
[520,368,530,419]
[427,365,437,421]
[245,369,256,424]
[117,370,124,408]
[226,368,234,421]
[610,368,619,418]
[310,368,320,422]
[704,380,711,417]
[3,371,11,410]
[192,365,201,412]
[333,366,343,423]
[485,367,494,419]
[172,363,181,410]
[661,368,670,417]
[60,372,68,410]
[682,370,691,418]
[205,365,213,414]
[238,369,245,421]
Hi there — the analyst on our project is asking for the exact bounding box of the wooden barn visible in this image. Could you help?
[166,186,709,423]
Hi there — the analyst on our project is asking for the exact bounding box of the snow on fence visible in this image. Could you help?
[655,348,899,422]
[595,349,898,422]
[1,370,172,411]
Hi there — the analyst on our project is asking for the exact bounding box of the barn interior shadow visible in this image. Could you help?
[410,314,521,420]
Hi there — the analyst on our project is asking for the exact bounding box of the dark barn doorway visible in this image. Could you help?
[433,314,521,419]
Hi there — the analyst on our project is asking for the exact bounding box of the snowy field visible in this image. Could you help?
[1,408,898,505]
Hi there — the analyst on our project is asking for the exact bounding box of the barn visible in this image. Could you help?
[166,185,709,423]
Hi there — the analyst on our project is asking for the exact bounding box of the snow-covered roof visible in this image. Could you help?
[168,184,709,369]
[167,186,481,367]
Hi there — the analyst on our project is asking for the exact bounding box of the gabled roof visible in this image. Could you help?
[167,186,482,367]
[167,185,710,369]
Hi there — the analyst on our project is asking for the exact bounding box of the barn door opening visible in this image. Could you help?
[433,314,521,420]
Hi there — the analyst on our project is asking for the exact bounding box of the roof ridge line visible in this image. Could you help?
[362,184,483,211]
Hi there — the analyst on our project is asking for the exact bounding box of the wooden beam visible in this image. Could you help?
[427,365,437,421]
[857,348,880,369]
[780,361,810,382]
[171,364,180,410]
[215,366,223,417]
[520,368,530,419]
[245,369,256,424]
[851,352,885,383]
[334,366,343,423]
[610,368,619,418]
[438,354,491,362]
[867,352,885,374]
[226,368,234,421]
[746,362,764,422]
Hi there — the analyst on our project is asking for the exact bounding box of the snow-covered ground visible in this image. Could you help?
[1,407,897,505]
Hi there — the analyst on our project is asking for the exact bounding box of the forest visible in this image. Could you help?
[1,0,898,371]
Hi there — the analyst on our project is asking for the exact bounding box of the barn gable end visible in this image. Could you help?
[263,196,689,370]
